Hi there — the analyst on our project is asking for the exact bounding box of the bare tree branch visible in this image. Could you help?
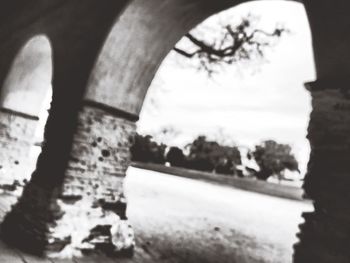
[173,15,288,74]
[173,47,198,58]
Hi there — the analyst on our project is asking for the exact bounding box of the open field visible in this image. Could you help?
[0,167,313,263]
[131,162,306,201]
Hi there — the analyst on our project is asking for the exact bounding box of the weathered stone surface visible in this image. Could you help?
[295,84,350,263]
[0,109,38,191]
[304,88,350,200]
[47,105,136,258]
[1,104,136,258]
[0,0,349,262]
[1,181,62,255]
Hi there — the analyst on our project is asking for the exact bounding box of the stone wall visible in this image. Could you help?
[0,108,38,190]
[294,83,350,263]
[1,103,137,258]
[47,104,136,257]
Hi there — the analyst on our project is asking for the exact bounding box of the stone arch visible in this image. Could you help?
[82,0,316,260]
[0,35,53,190]
[1,35,52,118]
[1,0,349,261]
[85,0,350,262]
[84,0,306,116]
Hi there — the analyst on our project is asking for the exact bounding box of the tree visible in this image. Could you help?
[185,136,216,171]
[186,136,241,174]
[252,140,299,181]
[130,134,166,164]
[173,15,288,75]
[166,147,186,167]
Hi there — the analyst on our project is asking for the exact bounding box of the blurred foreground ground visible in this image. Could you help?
[0,167,313,263]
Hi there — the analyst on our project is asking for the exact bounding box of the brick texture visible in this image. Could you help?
[294,87,350,263]
[1,105,136,258]
[47,105,136,257]
[0,109,38,190]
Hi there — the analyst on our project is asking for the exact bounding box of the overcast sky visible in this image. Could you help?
[137,1,316,174]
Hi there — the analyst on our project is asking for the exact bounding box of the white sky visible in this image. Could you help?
[137,1,316,174]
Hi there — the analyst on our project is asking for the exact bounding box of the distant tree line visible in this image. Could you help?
[130,133,299,181]
[130,134,167,164]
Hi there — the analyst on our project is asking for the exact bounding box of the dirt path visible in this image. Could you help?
[0,167,313,263]
[124,167,312,263]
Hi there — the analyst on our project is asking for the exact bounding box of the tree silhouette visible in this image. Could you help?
[166,147,186,167]
[174,15,288,74]
[252,140,299,181]
[186,136,241,174]
[130,134,166,164]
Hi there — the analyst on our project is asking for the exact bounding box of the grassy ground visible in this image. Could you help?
[123,167,312,263]
[131,162,306,201]
[0,167,313,263]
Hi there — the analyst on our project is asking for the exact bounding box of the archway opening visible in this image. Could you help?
[126,1,316,262]
[0,35,53,198]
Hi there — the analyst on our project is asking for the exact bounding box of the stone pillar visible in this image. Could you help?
[0,0,136,257]
[0,108,38,191]
[294,80,350,263]
[1,101,137,258]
